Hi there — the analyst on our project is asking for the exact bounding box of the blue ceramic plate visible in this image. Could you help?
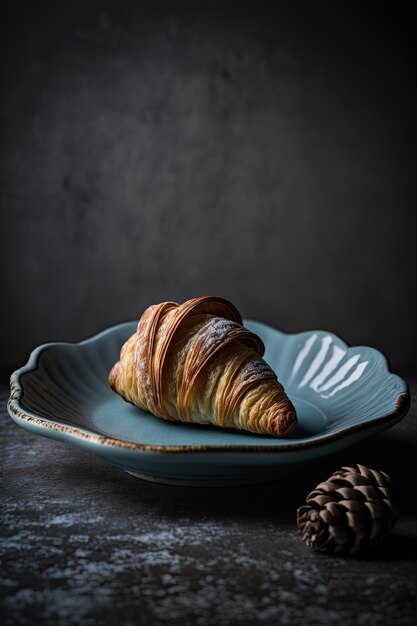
[8,321,409,485]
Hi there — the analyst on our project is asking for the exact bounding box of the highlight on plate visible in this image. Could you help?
[109,296,297,437]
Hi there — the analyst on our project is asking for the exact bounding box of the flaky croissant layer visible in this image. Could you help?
[109,297,297,437]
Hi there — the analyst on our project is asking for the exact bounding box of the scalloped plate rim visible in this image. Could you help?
[7,320,410,455]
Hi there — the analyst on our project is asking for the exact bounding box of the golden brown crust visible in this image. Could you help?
[109,296,297,437]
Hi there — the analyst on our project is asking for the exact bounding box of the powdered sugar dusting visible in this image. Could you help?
[238,358,276,383]
[191,317,239,352]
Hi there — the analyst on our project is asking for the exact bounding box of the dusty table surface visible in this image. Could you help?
[1,381,417,626]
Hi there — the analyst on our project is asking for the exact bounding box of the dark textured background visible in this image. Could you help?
[1,0,415,380]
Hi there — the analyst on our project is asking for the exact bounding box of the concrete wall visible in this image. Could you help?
[1,1,414,378]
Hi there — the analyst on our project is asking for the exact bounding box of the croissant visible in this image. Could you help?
[109,296,297,437]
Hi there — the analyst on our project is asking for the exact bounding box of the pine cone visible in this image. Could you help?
[297,464,398,555]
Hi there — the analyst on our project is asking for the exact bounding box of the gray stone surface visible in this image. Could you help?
[1,382,417,626]
[1,1,415,380]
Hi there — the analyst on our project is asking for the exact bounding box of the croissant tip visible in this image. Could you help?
[266,406,298,437]
[280,412,298,437]
[109,362,120,391]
